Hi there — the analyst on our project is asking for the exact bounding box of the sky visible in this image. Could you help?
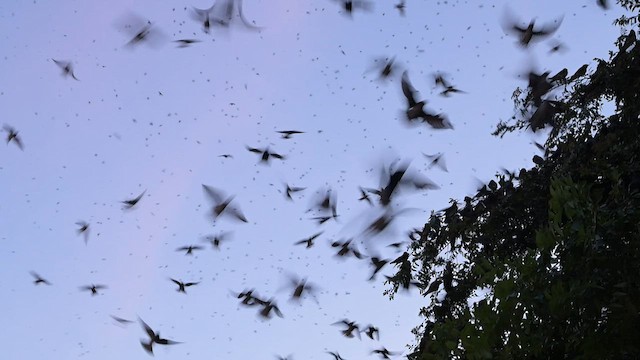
[0,0,630,359]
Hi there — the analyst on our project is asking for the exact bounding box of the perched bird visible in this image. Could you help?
[80,284,107,296]
[549,68,568,83]
[176,245,204,255]
[332,319,361,339]
[568,64,588,82]
[277,130,304,139]
[294,232,323,248]
[29,271,51,285]
[501,9,563,47]
[76,221,90,244]
[117,13,164,48]
[366,56,399,80]
[202,185,248,223]
[170,278,199,293]
[52,59,79,80]
[139,317,181,355]
[246,146,286,164]
[401,71,452,129]
[3,125,23,150]
[423,152,448,172]
[122,190,146,209]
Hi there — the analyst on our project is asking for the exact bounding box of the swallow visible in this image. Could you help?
[52,59,79,80]
[190,5,214,33]
[257,298,284,319]
[364,325,380,340]
[311,212,339,225]
[118,13,164,48]
[218,154,233,158]
[395,1,405,16]
[202,232,231,249]
[401,71,452,129]
[233,288,263,306]
[80,284,107,295]
[366,56,399,80]
[29,271,51,285]
[285,184,306,200]
[597,0,609,10]
[294,232,323,248]
[372,347,400,359]
[275,355,294,360]
[76,221,90,244]
[432,72,465,97]
[174,39,200,47]
[277,130,304,139]
[358,187,373,205]
[111,315,134,325]
[548,40,567,54]
[335,0,372,16]
[202,185,248,222]
[423,152,448,172]
[170,278,199,293]
[332,319,361,339]
[246,146,285,163]
[331,239,364,259]
[176,245,203,255]
[3,125,23,150]
[284,273,319,302]
[122,190,146,209]
[368,257,389,281]
[501,9,563,47]
[139,317,181,355]
[327,351,346,360]
[127,22,153,47]
[568,64,588,82]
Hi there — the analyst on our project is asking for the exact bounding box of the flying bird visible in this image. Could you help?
[80,284,107,296]
[52,59,79,80]
[277,130,304,139]
[170,278,199,293]
[76,221,90,244]
[332,319,361,339]
[327,351,346,360]
[257,298,284,319]
[368,257,390,281]
[364,325,380,340]
[111,315,134,325]
[29,271,51,285]
[401,71,452,129]
[202,232,231,250]
[284,184,306,200]
[176,245,204,255]
[372,347,401,359]
[246,146,286,164]
[423,152,448,172]
[3,125,23,150]
[294,232,323,248]
[284,273,319,302]
[122,190,146,209]
[501,9,563,47]
[139,317,181,355]
[202,185,248,222]
[331,239,364,259]
[174,39,200,47]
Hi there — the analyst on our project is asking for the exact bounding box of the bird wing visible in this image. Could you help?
[202,184,224,203]
[400,71,417,107]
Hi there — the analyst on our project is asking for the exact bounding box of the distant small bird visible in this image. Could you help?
[257,298,284,319]
[294,232,323,248]
[246,146,286,164]
[423,152,448,172]
[284,273,319,302]
[174,39,200,47]
[190,5,214,33]
[332,319,361,339]
[52,59,79,80]
[331,239,364,259]
[176,245,204,255]
[372,347,401,359]
[285,184,306,200]
[122,190,146,209]
[202,232,231,250]
[139,317,181,355]
[111,315,134,325]
[327,351,346,360]
[170,278,199,293]
[29,271,51,285]
[335,0,373,16]
[80,284,107,296]
[501,9,563,47]
[218,154,233,158]
[3,125,23,150]
[358,187,373,205]
[395,1,405,16]
[597,0,609,10]
[76,221,90,244]
[277,130,304,139]
[203,185,248,223]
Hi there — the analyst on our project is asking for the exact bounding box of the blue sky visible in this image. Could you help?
[0,0,629,359]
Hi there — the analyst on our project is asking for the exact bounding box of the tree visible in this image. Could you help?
[385,3,640,359]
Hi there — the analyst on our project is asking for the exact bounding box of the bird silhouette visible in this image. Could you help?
[372,347,401,359]
[122,190,146,209]
[176,245,204,255]
[76,221,90,244]
[501,8,563,47]
[246,146,286,164]
[331,239,364,259]
[277,130,304,139]
[257,298,284,319]
[80,284,107,296]
[364,325,380,340]
[52,59,79,80]
[202,232,231,250]
[294,232,323,248]
[139,317,181,355]
[401,71,452,129]
[3,125,23,150]
[332,319,361,339]
[335,0,372,16]
[202,185,248,223]
[423,152,448,172]
[327,351,346,360]
[174,39,200,47]
[29,271,51,285]
[395,1,405,16]
[284,183,306,200]
[190,4,215,33]
[170,278,199,293]
[549,68,568,84]
[284,273,319,303]
[368,257,390,281]
[432,72,465,97]
[358,187,373,205]
[233,288,263,306]
[111,315,134,325]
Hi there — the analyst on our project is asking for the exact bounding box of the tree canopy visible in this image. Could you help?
[386,3,640,359]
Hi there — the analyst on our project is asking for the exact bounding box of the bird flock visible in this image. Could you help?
[2,0,618,359]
